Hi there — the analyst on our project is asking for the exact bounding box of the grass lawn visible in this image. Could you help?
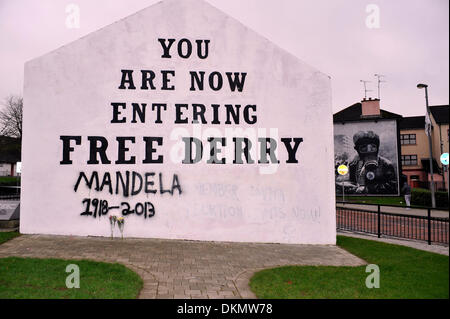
[0,231,143,299]
[249,236,449,299]
[0,257,143,298]
[337,196,406,206]
[0,231,20,245]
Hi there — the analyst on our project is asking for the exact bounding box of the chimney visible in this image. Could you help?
[361,98,380,117]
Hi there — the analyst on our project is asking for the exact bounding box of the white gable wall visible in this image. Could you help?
[21,0,335,244]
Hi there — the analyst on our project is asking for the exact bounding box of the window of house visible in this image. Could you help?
[401,155,418,166]
[400,134,416,145]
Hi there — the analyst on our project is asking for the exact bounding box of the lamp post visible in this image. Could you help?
[417,83,436,208]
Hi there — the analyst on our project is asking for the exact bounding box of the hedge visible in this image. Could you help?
[411,188,449,208]
[0,176,20,187]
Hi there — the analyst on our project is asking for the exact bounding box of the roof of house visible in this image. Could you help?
[0,136,21,163]
[399,116,425,130]
[430,105,449,125]
[333,102,402,123]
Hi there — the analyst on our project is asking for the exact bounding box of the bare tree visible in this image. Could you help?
[0,95,23,141]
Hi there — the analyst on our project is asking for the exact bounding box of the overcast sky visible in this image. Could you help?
[0,0,448,116]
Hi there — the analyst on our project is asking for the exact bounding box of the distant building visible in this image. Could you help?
[333,98,402,196]
[0,136,21,176]
[399,116,429,186]
[400,105,449,191]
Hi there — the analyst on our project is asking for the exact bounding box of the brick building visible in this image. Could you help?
[399,105,449,191]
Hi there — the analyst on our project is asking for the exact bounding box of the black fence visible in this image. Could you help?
[0,194,20,200]
[0,186,20,200]
[336,202,449,245]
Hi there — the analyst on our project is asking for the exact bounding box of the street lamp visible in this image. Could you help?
[417,83,436,208]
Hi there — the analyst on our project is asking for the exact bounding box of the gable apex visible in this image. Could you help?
[25,0,327,79]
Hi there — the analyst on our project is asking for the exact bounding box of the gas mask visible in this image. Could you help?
[356,143,379,184]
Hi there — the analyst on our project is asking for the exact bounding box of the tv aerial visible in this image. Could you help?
[360,80,373,99]
[374,74,387,99]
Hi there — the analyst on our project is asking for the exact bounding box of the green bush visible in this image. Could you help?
[0,176,20,186]
[411,188,449,208]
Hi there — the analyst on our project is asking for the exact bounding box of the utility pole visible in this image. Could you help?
[417,83,436,208]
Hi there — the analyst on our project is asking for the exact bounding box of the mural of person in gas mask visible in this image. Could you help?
[347,131,398,194]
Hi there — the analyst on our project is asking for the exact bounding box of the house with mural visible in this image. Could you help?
[333,98,403,196]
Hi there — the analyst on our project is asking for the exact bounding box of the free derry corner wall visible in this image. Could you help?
[21,0,335,244]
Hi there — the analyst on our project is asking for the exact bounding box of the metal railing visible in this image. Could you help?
[0,186,20,200]
[0,194,20,200]
[336,202,449,245]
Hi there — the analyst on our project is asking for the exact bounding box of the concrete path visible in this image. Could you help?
[0,234,366,299]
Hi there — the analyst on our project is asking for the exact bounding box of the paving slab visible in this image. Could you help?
[0,234,366,299]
